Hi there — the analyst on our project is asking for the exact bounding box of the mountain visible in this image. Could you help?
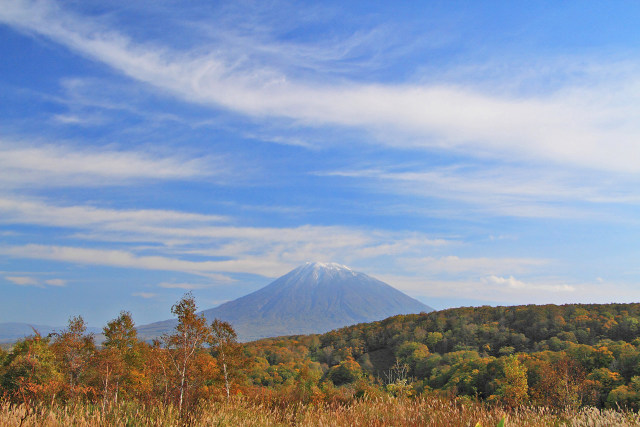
[0,323,58,343]
[138,262,433,342]
[0,322,102,344]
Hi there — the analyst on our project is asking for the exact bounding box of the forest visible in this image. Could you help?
[3,296,640,425]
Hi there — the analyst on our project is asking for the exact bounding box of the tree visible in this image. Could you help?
[51,315,95,396]
[530,356,588,409]
[396,341,430,377]
[147,339,172,405]
[494,355,528,408]
[587,367,624,406]
[607,376,640,410]
[163,293,211,412]
[1,332,62,404]
[209,319,241,401]
[104,311,138,351]
[99,311,139,408]
[0,346,7,365]
[426,332,444,352]
[328,358,363,386]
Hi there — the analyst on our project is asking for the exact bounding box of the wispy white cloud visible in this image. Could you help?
[323,166,640,219]
[5,276,39,286]
[371,260,586,306]
[399,255,548,277]
[44,278,66,286]
[157,282,219,290]
[0,140,216,188]
[188,3,404,77]
[483,275,526,289]
[482,275,575,292]
[0,244,242,276]
[0,195,443,249]
[4,275,66,287]
[2,1,640,173]
[375,274,628,307]
[0,196,227,231]
[0,217,450,279]
[51,77,201,128]
[52,114,92,125]
[0,192,451,281]
[132,292,157,299]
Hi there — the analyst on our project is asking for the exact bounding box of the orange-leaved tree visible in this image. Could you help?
[50,315,96,399]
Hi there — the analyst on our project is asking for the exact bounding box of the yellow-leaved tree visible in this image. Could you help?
[162,293,211,412]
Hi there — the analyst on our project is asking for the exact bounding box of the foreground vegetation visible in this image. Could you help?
[3,394,640,426]
[3,296,640,425]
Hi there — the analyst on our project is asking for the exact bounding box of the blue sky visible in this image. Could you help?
[2,0,640,327]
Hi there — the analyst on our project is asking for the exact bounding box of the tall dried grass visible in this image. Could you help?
[2,396,640,426]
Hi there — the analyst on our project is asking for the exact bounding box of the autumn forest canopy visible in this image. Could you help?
[4,295,640,423]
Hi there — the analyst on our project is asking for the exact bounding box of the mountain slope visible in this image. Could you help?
[0,322,102,343]
[138,262,432,341]
[0,323,58,343]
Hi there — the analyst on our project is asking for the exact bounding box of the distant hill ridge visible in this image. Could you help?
[0,322,102,344]
[138,262,433,341]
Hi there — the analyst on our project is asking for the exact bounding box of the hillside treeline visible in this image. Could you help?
[246,303,640,409]
[3,299,640,413]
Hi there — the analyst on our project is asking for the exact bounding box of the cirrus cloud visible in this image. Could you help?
[4,275,66,287]
[2,0,640,173]
[0,140,217,188]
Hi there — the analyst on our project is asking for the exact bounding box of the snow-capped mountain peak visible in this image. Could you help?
[287,261,356,283]
[138,262,433,342]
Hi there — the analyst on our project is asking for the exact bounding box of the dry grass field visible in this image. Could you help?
[2,395,640,427]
